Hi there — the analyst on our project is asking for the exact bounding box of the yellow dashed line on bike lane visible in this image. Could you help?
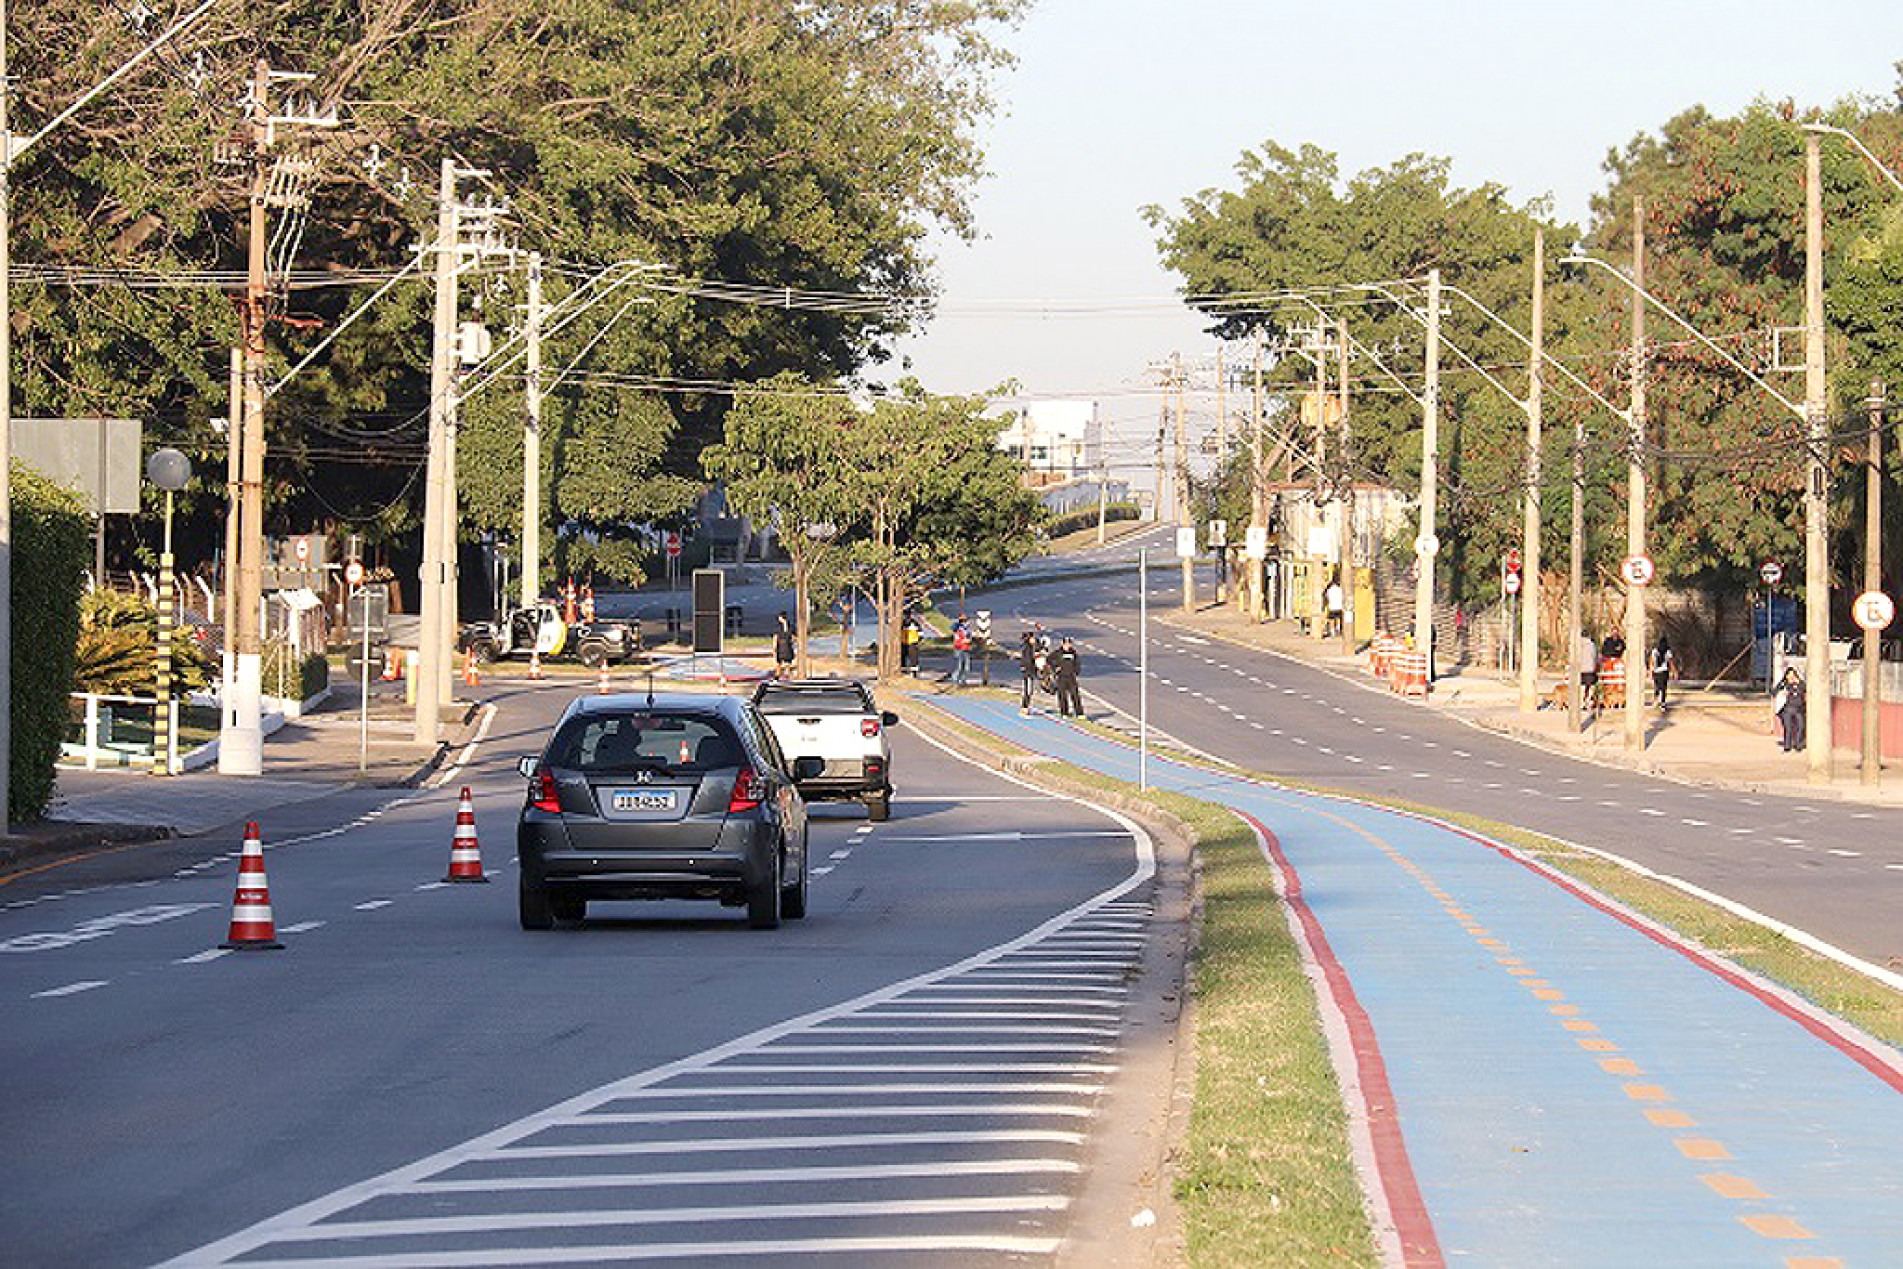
[1307,801,1836,1267]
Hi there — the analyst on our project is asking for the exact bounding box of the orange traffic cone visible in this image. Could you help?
[221,822,284,950]
[445,787,489,883]
[528,650,543,680]
[462,648,480,687]
[382,646,400,681]
[597,662,611,694]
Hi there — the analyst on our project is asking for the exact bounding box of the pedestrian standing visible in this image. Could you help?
[901,613,922,673]
[1018,631,1039,715]
[950,616,972,687]
[1774,667,1806,751]
[773,613,796,678]
[1324,577,1344,638]
[1052,636,1083,717]
[1648,636,1675,707]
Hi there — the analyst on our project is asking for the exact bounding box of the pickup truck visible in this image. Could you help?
[749,678,897,821]
[459,600,640,668]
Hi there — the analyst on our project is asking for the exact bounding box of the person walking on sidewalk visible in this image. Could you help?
[1648,636,1676,707]
[1018,631,1042,714]
[1052,636,1083,717]
[773,613,796,678]
[1774,667,1806,751]
[950,616,972,687]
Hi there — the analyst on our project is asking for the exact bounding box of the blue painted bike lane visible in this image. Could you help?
[928,697,1903,1267]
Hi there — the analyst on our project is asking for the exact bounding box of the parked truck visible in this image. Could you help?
[458,600,640,667]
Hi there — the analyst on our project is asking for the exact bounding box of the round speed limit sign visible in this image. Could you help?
[344,560,365,587]
[1504,572,1522,595]
[1759,561,1783,587]
[1853,590,1895,632]
[1620,554,1655,587]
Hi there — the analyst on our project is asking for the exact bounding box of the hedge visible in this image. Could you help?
[1047,501,1140,539]
[11,466,91,822]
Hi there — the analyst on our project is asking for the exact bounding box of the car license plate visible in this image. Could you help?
[611,789,677,812]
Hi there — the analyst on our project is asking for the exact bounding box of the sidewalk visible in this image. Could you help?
[1163,599,1903,807]
[1,672,482,872]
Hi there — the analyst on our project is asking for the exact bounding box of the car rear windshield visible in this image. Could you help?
[754,686,869,715]
[547,713,742,773]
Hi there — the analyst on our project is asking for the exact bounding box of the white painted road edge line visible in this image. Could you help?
[158,708,1156,1269]
[431,702,499,790]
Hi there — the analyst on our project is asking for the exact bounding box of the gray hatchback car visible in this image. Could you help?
[515,692,818,930]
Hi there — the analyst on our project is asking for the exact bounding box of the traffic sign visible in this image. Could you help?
[1414,533,1440,558]
[1759,561,1783,587]
[1175,526,1197,559]
[1853,590,1895,632]
[1504,571,1522,595]
[1620,554,1655,587]
[344,559,365,588]
[1244,525,1268,560]
[1208,519,1228,548]
[1503,547,1522,572]
[664,531,682,559]
[294,536,311,564]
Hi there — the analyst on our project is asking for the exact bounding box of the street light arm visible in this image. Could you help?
[1803,123,1903,195]
[1438,280,1631,423]
[15,0,221,160]
[1560,253,1806,420]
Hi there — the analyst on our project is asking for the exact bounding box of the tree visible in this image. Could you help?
[10,468,89,821]
[703,376,867,675]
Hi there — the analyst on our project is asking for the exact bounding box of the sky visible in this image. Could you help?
[886,0,1901,474]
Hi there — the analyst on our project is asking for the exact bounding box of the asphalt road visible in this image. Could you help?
[0,683,1166,1267]
[978,561,1903,974]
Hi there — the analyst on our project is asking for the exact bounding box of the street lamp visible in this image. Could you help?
[145,447,192,776]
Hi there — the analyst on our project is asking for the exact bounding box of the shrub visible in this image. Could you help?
[11,467,90,821]
[73,588,215,697]
[1047,501,1139,539]
[263,641,330,702]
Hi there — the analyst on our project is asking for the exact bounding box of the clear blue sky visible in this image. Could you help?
[888,0,1899,420]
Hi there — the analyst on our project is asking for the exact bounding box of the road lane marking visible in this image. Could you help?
[31,980,107,998]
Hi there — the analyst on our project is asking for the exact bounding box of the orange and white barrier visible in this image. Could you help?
[220,822,284,950]
[1370,632,1397,679]
[444,787,488,883]
[1394,650,1429,698]
[382,646,402,681]
[1599,657,1627,708]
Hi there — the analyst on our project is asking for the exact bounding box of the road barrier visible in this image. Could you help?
[1394,650,1429,698]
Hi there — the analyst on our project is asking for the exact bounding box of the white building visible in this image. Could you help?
[994,400,1098,480]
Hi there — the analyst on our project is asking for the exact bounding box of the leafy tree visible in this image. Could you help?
[703,375,866,675]
[10,468,90,821]
[12,0,1027,582]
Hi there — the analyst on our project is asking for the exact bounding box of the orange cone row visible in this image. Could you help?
[221,821,284,950]
[445,786,489,882]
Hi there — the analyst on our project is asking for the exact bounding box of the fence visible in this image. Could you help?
[64,693,221,772]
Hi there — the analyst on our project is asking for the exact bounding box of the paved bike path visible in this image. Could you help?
[930,697,1903,1267]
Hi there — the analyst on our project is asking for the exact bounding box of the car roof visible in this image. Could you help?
[561,692,748,722]
[753,677,869,692]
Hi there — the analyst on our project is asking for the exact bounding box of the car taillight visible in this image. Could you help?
[728,767,766,813]
[531,770,561,813]
[861,718,881,738]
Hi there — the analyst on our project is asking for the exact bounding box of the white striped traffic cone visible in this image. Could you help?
[597,662,610,693]
[445,787,489,883]
[221,822,284,950]
[528,650,543,680]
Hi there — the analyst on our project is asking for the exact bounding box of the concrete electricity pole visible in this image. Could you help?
[521,251,543,609]
[1251,333,1266,619]
[1862,381,1885,785]
[1414,269,1441,671]
[1624,198,1648,759]
[1519,230,1545,713]
[1337,316,1355,655]
[416,157,463,746]
[1803,132,1833,784]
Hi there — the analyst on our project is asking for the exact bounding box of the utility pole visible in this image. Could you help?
[1414,270,1441,670]
[1520,229,1545,713]
[1803,132,1833,784]
[1624,198,1648,759]
[1,2,12,828]
[1337,316,1355,655]
[221,60,275,776]
[416,157,461,746]
[1174,352,1193,611]
[1862,381,1885,785]
[1312,329,1328,644]
[1215,345,1227,602]
[1251,332,1266,620]
[521,251,542,609]
[1568,377,1586,736]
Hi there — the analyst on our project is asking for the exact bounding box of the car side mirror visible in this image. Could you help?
[792,756,826,782]
[881,711,899,726]
[517,756,539,778]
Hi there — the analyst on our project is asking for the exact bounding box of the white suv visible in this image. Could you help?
[750,678,897,820]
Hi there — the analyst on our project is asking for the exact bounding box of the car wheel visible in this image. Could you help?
[865,792,890,822]
[519,874,554,930]
[780,839,808,920]
[578,640,608,667]
[551,893,585,924]
[749,847,782,930]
